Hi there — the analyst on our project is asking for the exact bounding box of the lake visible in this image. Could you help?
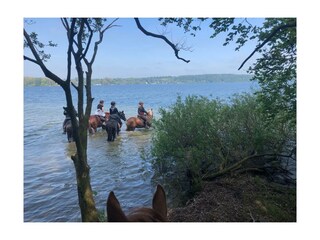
[24,81,258,222]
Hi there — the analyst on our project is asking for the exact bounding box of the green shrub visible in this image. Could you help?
[151,94,295,204]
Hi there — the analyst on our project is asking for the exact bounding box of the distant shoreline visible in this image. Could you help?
[24,74,253,87]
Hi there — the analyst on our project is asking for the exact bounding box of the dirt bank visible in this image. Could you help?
[168,174,296,222]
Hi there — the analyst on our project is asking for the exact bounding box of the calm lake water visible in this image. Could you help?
[24,81,257,222]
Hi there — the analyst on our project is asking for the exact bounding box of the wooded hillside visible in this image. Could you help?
[24,74,252,86]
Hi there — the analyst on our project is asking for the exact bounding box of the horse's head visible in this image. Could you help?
[107,184,167,222]
[147,109,153,117]
[118,110,126,121]
[63,107,68,116]
[63,106,78,117]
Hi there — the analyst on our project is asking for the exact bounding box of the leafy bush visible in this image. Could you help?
[151,94,295,204]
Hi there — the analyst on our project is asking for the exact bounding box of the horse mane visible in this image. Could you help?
[147,109,153,116]
[106,185,167,222]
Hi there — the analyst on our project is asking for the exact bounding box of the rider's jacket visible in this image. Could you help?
[95,109,105,117]
[138,106,147,116]
[110,107,119,115]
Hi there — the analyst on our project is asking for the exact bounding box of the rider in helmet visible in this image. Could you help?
[109,101,119,115]
[138,101,149,128]
[95,100,106,123]
[109,101,122,130]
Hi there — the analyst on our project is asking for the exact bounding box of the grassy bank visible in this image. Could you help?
[151,93,296,221]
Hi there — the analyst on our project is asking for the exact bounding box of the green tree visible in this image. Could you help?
[24,18,188,221]
[152,94,296,202]
[159,18,296,125]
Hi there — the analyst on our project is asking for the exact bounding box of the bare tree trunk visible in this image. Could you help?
[64,81,99,222]
[71,153,98,221]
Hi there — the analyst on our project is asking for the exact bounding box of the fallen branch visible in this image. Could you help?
[202,153,294,181]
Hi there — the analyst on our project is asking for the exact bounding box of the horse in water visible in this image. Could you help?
[62,106,78,142]
[126,109,153,131]
[88,112,110,133]
[105,111,126,141]
[106,184,167,222]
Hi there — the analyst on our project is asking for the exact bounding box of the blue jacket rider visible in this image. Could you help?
[138,101,148,128]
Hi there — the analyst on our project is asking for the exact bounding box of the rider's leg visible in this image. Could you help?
[142,117,149,128]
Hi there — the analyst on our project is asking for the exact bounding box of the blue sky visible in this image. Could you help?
[24,18,262,79]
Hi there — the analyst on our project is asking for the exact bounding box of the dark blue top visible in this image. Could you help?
[138,106,147,115]
[110,107,119,115]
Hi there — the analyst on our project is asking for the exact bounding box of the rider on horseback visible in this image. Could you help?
[109,101,119,115]
[63,106,77,134]
[109,101,122,130]
[95,100,106,123]
[138,101,149,128]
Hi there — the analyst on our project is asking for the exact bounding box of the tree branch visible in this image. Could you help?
[134,18,190,63]
[102,18,120,33]
[66,18,77,84]
[24,55,40,65]
[71,81,79,91]
[238,22,296,70]
[80,19,93,61]
[24,29,65,86]
[202,152,295,181]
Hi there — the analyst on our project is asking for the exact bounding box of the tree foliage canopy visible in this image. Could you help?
[159,18,296,125]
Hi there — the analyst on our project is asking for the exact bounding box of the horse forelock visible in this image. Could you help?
[127,207,167,222]
[147,109,153,116]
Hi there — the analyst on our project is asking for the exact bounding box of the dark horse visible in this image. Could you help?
[88,112,110,133]
[63,106,78,142]
[105,111,126,141]
[126,109,153,131]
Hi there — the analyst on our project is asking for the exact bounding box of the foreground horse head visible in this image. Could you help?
[107,184,167,222]
[126,108,153,131]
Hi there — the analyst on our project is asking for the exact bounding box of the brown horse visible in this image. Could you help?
[126,109,153,131]
[88,112,110,133]
[106,184,167,222]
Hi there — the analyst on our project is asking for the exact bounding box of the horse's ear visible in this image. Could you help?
[106,191,128,222]
[152,185,167,219]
